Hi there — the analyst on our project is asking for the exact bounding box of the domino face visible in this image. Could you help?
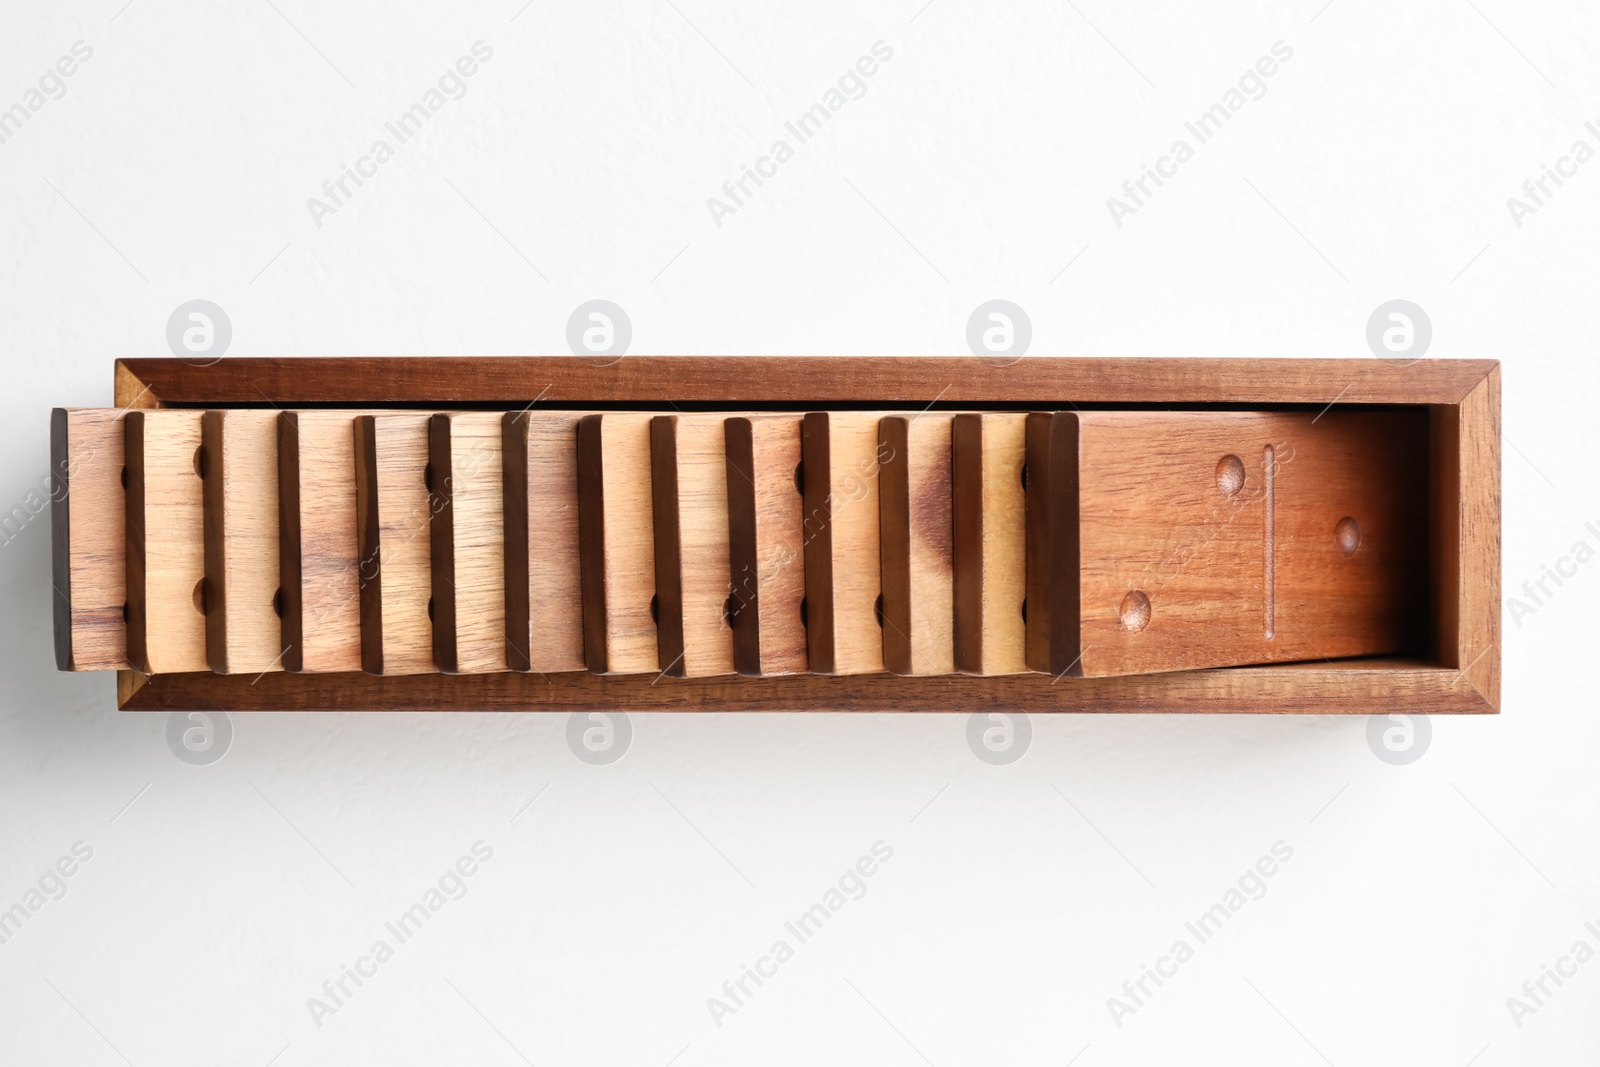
[650,414,735,679]
[879,414,955,677]
[202,410,282,676]
[1025,409,1430,678]
[429,412,507,675]
[576,413,658,675]
[278,411,362,674]
[724,415,807,677]
[951,412,1027,677]
[355,414,434,677]
[125,410,208,676]
[512,410,587,675]
[800,412,888,676]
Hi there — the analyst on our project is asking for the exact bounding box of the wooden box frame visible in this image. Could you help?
[108,356,1499,714]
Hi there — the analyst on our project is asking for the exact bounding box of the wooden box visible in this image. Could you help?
[100,357,1499,715]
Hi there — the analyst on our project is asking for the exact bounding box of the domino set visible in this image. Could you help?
[50,357,1500,714]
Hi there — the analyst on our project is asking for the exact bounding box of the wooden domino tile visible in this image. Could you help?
[576,413,658,675]
[800,411,889,676]
[51,407,130,671]
[723,415,807,677]
[201,410,282,675]
[125,409,208,675]
[278,411,363,674]
[951,412,1027,676]
[1025,409,1429,678]
[502,410,587,675]
[429,412,507,674]
[650,414,735,678]
[878,413,956,676]
[354,414,434,676]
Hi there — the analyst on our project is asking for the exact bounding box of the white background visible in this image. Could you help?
[3,0,1598,1063]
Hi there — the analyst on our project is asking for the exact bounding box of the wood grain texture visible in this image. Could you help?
[501,413,531,672]
[114,361,158,410]
[1028,410,1429,677]
[649,417,684,674]
[878,418,910,673]
[1432,368,1501,708]
[429,412,506,674]
[354,417,382,672]
[725,415,807,676]
[118,356,1498,408]
[125,410,208,675]
[879,415,955,675]
[201,410,281,675]
[51,408,129,671]
[951,413,1027,675]
[524,411,587,673]
[356,414,434,675]
[576,413,658,674]
[575,416,605,670]
[121,657,1494,715]
[801,412,887,675]
[278,411,361,674]
[277,413,302,670]
[651,414,735,678]
[1024,412,1080,676]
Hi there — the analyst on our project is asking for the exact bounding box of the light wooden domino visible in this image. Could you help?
[502,410,588,675]
[428,412,507,674]
[576,413,658,675]
[723,415,807,677]
[650,414,735,678]
[951,413,1027,676]
[878,414,955,676]
[355,414,434,675]
[799,411,890,675]
[201,410,282,675]
[125,410,208,675]
[1025,409,1429,677]
[278,411,362,673]
[50,407,129,671]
